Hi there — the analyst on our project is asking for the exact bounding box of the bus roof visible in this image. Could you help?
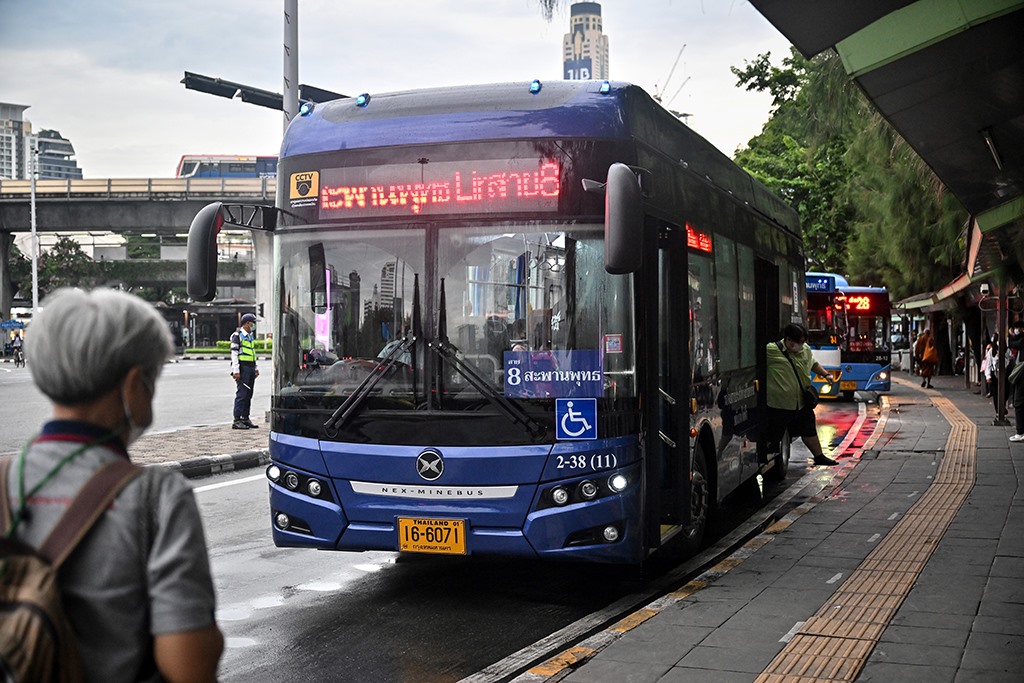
[282,81,798,234]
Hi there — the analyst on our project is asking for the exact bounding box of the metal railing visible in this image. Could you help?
[0,176,277,200]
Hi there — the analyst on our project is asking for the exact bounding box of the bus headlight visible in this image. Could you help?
[284,472,300,490]
[608,473,629,492]
[307,479,322,497]
[819,383,833,395]
[551,487,570,506]
[878,371,889,381]
[578,480,599,500]
[267,465,282,482]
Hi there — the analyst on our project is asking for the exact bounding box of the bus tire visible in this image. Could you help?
[766,432,790,482]
[680,445,709,555]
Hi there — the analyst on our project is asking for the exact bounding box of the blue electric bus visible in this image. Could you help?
[805,272,891,400]
[187,81,806,564]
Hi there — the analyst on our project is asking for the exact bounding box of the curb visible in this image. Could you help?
[154,448,270,479]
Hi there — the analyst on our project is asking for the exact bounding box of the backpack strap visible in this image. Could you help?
[0,457,12,534]
[38,459,142,568]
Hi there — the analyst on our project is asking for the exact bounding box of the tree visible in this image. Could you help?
[732,49,966,296]
[37,237,102,298]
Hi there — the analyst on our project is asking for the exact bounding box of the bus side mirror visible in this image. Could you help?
[187,202,224,301]
[604,163,643,274]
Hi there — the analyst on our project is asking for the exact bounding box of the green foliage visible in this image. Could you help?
[732,48,966,298]
[214,339,273,351]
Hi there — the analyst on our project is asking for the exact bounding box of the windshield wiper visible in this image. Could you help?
[431,278,546,439]
[323,274,421,433]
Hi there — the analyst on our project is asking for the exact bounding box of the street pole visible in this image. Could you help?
[283,0,299,131]
[29,138,39,318]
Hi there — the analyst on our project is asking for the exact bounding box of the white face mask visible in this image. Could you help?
[785,340,804,353]
[120,379,152,446]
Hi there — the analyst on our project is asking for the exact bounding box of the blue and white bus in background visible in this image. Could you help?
[188,81,806,565]
[806,272,891,400]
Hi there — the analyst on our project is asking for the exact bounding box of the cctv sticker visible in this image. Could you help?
[289,171,319,208]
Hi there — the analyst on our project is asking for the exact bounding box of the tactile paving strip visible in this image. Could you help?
[756,392,975,682]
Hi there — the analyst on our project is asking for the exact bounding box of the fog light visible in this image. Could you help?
[275,512,290,529]
[267,465,282,482]
[551,487,570,506]
[284,472,299,490]
[602,525,620,542]
[878,371,889,381]
[820,383,832,395]
[578,480,598,500]
[608,474,628,492]
[307,479,322,497]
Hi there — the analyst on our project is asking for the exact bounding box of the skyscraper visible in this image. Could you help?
[0,102,84,180]
[563,2,609,81]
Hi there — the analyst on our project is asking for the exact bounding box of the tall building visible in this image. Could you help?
[0,103,30,180]
[30,129,83,180]
[0,102,84,179]
[563,2,609,81]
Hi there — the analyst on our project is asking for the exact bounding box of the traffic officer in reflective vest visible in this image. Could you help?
[231,312,259,429]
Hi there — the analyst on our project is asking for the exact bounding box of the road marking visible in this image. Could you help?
[826,573,844,584]
[194,473,264,493]
[868,533,881,543]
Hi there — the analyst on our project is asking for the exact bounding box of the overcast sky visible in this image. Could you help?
[0,0,793,179]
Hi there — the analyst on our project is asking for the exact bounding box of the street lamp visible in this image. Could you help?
[29,138,39,317]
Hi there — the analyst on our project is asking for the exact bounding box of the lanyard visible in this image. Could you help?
[7,430,120,537]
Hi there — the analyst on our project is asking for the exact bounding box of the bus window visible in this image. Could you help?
[715,235,739,373]
[737,244,756,367]
[438,223,635,398]
[689,253,715,381]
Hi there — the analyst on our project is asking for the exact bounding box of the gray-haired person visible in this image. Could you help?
[9,288,223,682]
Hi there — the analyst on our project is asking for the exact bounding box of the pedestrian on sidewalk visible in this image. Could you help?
[764,323,838,466]
[1009,322,1024,442]
[915,328,938,388]
[8,287,223,682]
[230,312,260,430]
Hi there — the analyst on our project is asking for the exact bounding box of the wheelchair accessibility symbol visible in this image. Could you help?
[555,399,597,440]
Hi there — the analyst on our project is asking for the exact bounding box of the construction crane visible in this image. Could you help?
[654,44,687,103]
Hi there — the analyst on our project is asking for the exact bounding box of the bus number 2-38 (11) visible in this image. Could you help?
[556,453,618,470]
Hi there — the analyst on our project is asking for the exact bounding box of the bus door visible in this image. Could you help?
[647,222,690,543]
[755,258,780,465]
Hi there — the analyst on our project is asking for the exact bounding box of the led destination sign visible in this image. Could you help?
[317,159,561,219]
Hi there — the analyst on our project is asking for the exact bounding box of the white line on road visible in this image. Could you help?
[194,473,265,493]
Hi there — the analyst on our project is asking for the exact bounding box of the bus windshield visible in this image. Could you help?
[275,221,636,428]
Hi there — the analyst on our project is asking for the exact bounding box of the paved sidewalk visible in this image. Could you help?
[519,371,1023,683]
[132,420,270,479]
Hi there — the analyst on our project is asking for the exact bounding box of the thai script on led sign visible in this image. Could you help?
[845,295,873,311]
[318,159,560,219]
[686,223,713,253]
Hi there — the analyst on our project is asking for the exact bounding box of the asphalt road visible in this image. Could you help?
[0,360,271,455]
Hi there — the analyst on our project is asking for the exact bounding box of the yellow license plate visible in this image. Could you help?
[397,517,467,555]
[840,381,857,391]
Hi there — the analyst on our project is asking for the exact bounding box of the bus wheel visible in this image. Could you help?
[680,446,709,555]
[766,432,790,482]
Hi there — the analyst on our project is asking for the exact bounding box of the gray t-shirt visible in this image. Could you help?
[7,429,217,682]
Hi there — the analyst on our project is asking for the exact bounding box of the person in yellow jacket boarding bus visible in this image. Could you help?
[764,323,838,467]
